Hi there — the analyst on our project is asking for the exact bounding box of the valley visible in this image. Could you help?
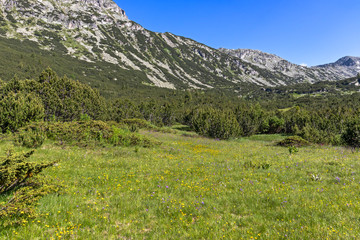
[0,0,360,239]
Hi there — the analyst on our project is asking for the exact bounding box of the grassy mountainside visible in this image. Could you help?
[0,0,290,90]
[1,130,359,239]
[0,36,156,98]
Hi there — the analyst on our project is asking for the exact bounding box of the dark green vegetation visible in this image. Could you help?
[1,68,360,146]
[15,121,160,148]
[277,136,310,147]
[248,75,360,100]
[0,37,154,98]
[0,149,60,227]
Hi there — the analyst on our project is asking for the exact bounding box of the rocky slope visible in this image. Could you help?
[0,0,358,91]
[219,49,360,84]
[316,56,360,78]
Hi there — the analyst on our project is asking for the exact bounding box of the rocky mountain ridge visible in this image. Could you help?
[0,0,359,91]
[219,49,360,83]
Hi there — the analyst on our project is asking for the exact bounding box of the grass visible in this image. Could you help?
[1,130,360,239]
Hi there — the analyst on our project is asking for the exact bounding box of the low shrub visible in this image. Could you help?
[19,120,160,148]
[0,149,59,226]
[14,125,46,148]
[109,126,160,148]
[288,146,299,155]
[19,121,112,146]
[120,118,157,132]
[277,136,310,147]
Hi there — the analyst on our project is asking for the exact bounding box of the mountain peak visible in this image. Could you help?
[0,0,359,91]
[221,48,360,83]
[334,56,360,67]
[0,0,128,29]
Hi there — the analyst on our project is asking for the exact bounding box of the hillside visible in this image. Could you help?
[0,0,358,94]
[220,49,360,83]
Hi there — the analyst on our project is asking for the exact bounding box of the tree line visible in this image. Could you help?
[1,68,360,147]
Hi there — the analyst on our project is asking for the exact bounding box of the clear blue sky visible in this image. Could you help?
[115,0,360,66]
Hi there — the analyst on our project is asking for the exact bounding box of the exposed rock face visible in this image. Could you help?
[315,56,360,79]
[0,0,358,90]
[322,56,360,67]
[0,0,128,29]
[220,49,360,84]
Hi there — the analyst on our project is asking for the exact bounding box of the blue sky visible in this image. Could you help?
[115,0,360,66]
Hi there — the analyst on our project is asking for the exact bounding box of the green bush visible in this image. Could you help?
[296,124,340,145]
[341,120,360,148]
[22,121,160,148]
[288,146,299,155]
[235,104,265,137]
[0,92,44,133]
[190,107,241,140]
[80,114,91,121]
[14,125,46,148]
[24,121,112,146]
[262,116,285,134]
[0,149,59,226]
[120,118,157,132]
[243,161,271,170]
[277,136,310,147]
[2,68,106,122]
[109,126,160,147]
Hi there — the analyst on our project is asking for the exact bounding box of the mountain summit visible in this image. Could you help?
[220,49,360,83]
[0,0,359,91]
[318,56,360,68]
[0,0,128,24]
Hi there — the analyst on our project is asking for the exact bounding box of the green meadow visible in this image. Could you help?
[1,130,360,239]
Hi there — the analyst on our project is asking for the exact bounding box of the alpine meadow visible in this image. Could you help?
[1,0,360,239]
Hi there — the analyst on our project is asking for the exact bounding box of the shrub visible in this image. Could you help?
[288,146,299,155]
[262,116,285,134]
[120,118,157,132]
[0,92,44,133]
[109,126,160,147]
[235,104,265,137]
[341,120,360,148]
[243,161,271,170]
[14,125,46,148]
[297,124,340,145]
[190,107,241,139]
[24,121,112,146]
[22,121,161,148]
[277,136,310,147]
[2,68,106,122]
[0,149,59,226]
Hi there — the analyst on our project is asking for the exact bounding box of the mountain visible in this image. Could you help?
[315,56,360,78]
[219,49,360,84]
[319,56,360,68]
[0,0,359,94]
